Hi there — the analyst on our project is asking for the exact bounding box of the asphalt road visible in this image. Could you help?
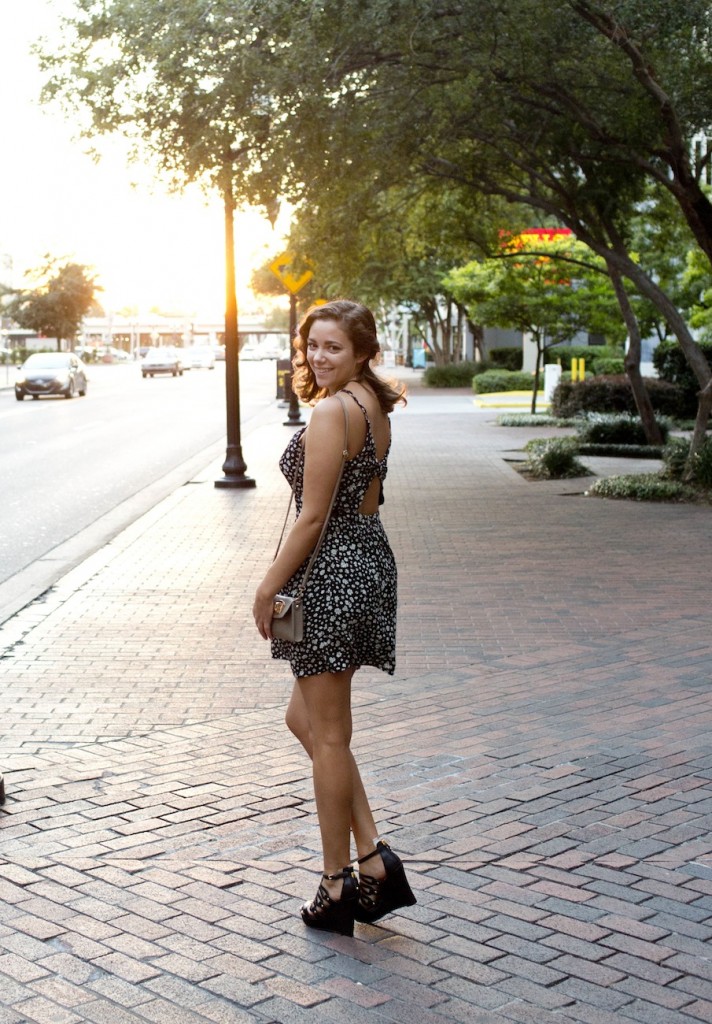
[0,357,281,623]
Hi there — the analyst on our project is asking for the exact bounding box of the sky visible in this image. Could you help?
[0,0,288,320]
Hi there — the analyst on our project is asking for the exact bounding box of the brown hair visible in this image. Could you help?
[291,299,407,413]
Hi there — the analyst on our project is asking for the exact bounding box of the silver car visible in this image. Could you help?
[141,346,184,377]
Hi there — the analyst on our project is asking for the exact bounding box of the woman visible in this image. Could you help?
[253,300,416,936]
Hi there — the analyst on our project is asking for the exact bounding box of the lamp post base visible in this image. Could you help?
[215,474,256,489]
[214,447,256,489]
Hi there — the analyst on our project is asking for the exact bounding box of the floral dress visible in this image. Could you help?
[271,390,397,678]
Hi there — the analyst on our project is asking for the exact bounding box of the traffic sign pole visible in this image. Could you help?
[268,252,314,428]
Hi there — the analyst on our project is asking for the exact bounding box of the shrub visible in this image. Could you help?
[473,369,535,394]
[546,344,620,371]
[551,375,682,418]
[577,444,664,458]
[690,436,712,489]
[591,357,625,375]
[653,339,712,417]
[423,361,481,387]
[497,413,578,427]
[661,436,690,480]
[489,346,522,371]
[525,437,591,479]
[586,473,698,502]
[575,413,670,446]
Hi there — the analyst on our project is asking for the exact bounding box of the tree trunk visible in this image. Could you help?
[572,226,712,463]
[467,318,485,362]
[531,332,543,414]
[607,263,664,445]
[687,379,712,482]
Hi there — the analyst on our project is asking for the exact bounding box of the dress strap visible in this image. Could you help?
[340,388,370,425]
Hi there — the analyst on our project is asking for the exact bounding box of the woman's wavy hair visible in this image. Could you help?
[291,299,406,413]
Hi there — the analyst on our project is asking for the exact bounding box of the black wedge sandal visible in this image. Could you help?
[355,840,417,924]
[301,865,358,936]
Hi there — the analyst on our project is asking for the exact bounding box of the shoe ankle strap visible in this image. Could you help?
[322,866,354,881]
[357,839,389,866]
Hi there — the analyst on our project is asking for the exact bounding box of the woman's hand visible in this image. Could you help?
[253,585,276,640]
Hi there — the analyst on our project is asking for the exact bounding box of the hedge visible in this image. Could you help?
[551,375,682,418]
[547,344,622,372]
[575,414,670,445]
[489,346,523,371]
[653,339,712,417]
[472,369,535,394]
[661,435,712,490]
[586,474,698,502]
[422,361,482,387]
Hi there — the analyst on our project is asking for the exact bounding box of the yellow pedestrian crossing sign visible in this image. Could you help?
[269,252,314,295]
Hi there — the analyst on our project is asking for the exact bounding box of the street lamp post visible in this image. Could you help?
[215,180,256,489]
[283,292,304,426]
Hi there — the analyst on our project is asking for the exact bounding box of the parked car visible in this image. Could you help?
[15,352,88,401]
[186,346,216,369]
[141,346,184,377]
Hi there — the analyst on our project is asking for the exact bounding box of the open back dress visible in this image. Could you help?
[271,389,397,678]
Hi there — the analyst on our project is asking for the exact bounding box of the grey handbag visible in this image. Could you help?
[271,394,349,642]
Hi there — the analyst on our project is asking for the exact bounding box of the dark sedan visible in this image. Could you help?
[15,352,89,401]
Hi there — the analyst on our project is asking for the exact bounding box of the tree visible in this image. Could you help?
[286,178,512,363]
[446,237,624,412]
[6,260,98,351]
[42,0,288,487]
[267,0,712,459]
[46,1,712,463]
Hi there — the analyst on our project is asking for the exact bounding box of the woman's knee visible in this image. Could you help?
[285,703,305,739]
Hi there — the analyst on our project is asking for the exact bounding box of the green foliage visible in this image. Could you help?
[691,436,712,489]
[661,436,692,480]
[680,245,712,342]
[496,413,578,427]
[662,434,712,489]
[575,414,670,446]
[653,338,712,417]
[41,0,712,416]
[489,347,522,370]
[586,474,698,502]
[5,261,99,349]
[473,370,534,394]
[547,345,622,372]
[552,375,682,418]
[446,239,625,356]
[591,357,625,375]
[423,361,480,388]
[577,444,664,458]
[524,437,590,479]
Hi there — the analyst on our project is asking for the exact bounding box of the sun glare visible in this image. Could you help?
[0,1,287,321]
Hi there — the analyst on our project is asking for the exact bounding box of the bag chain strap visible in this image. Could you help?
[273,393,350,598]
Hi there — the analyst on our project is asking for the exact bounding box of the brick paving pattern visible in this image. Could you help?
[1,377,710,1023]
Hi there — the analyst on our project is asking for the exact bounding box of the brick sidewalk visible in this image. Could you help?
[0,385,711,1024]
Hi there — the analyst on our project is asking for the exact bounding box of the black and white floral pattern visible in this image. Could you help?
[271,390,397,678]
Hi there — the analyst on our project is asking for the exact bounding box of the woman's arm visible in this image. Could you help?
[252,398,348,639]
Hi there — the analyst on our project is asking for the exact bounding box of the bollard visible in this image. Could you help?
[276,358,291,403]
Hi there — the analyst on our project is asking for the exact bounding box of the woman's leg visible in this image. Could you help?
[286,676,385,874]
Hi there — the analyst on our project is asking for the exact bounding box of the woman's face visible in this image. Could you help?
[306,318,365,394]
